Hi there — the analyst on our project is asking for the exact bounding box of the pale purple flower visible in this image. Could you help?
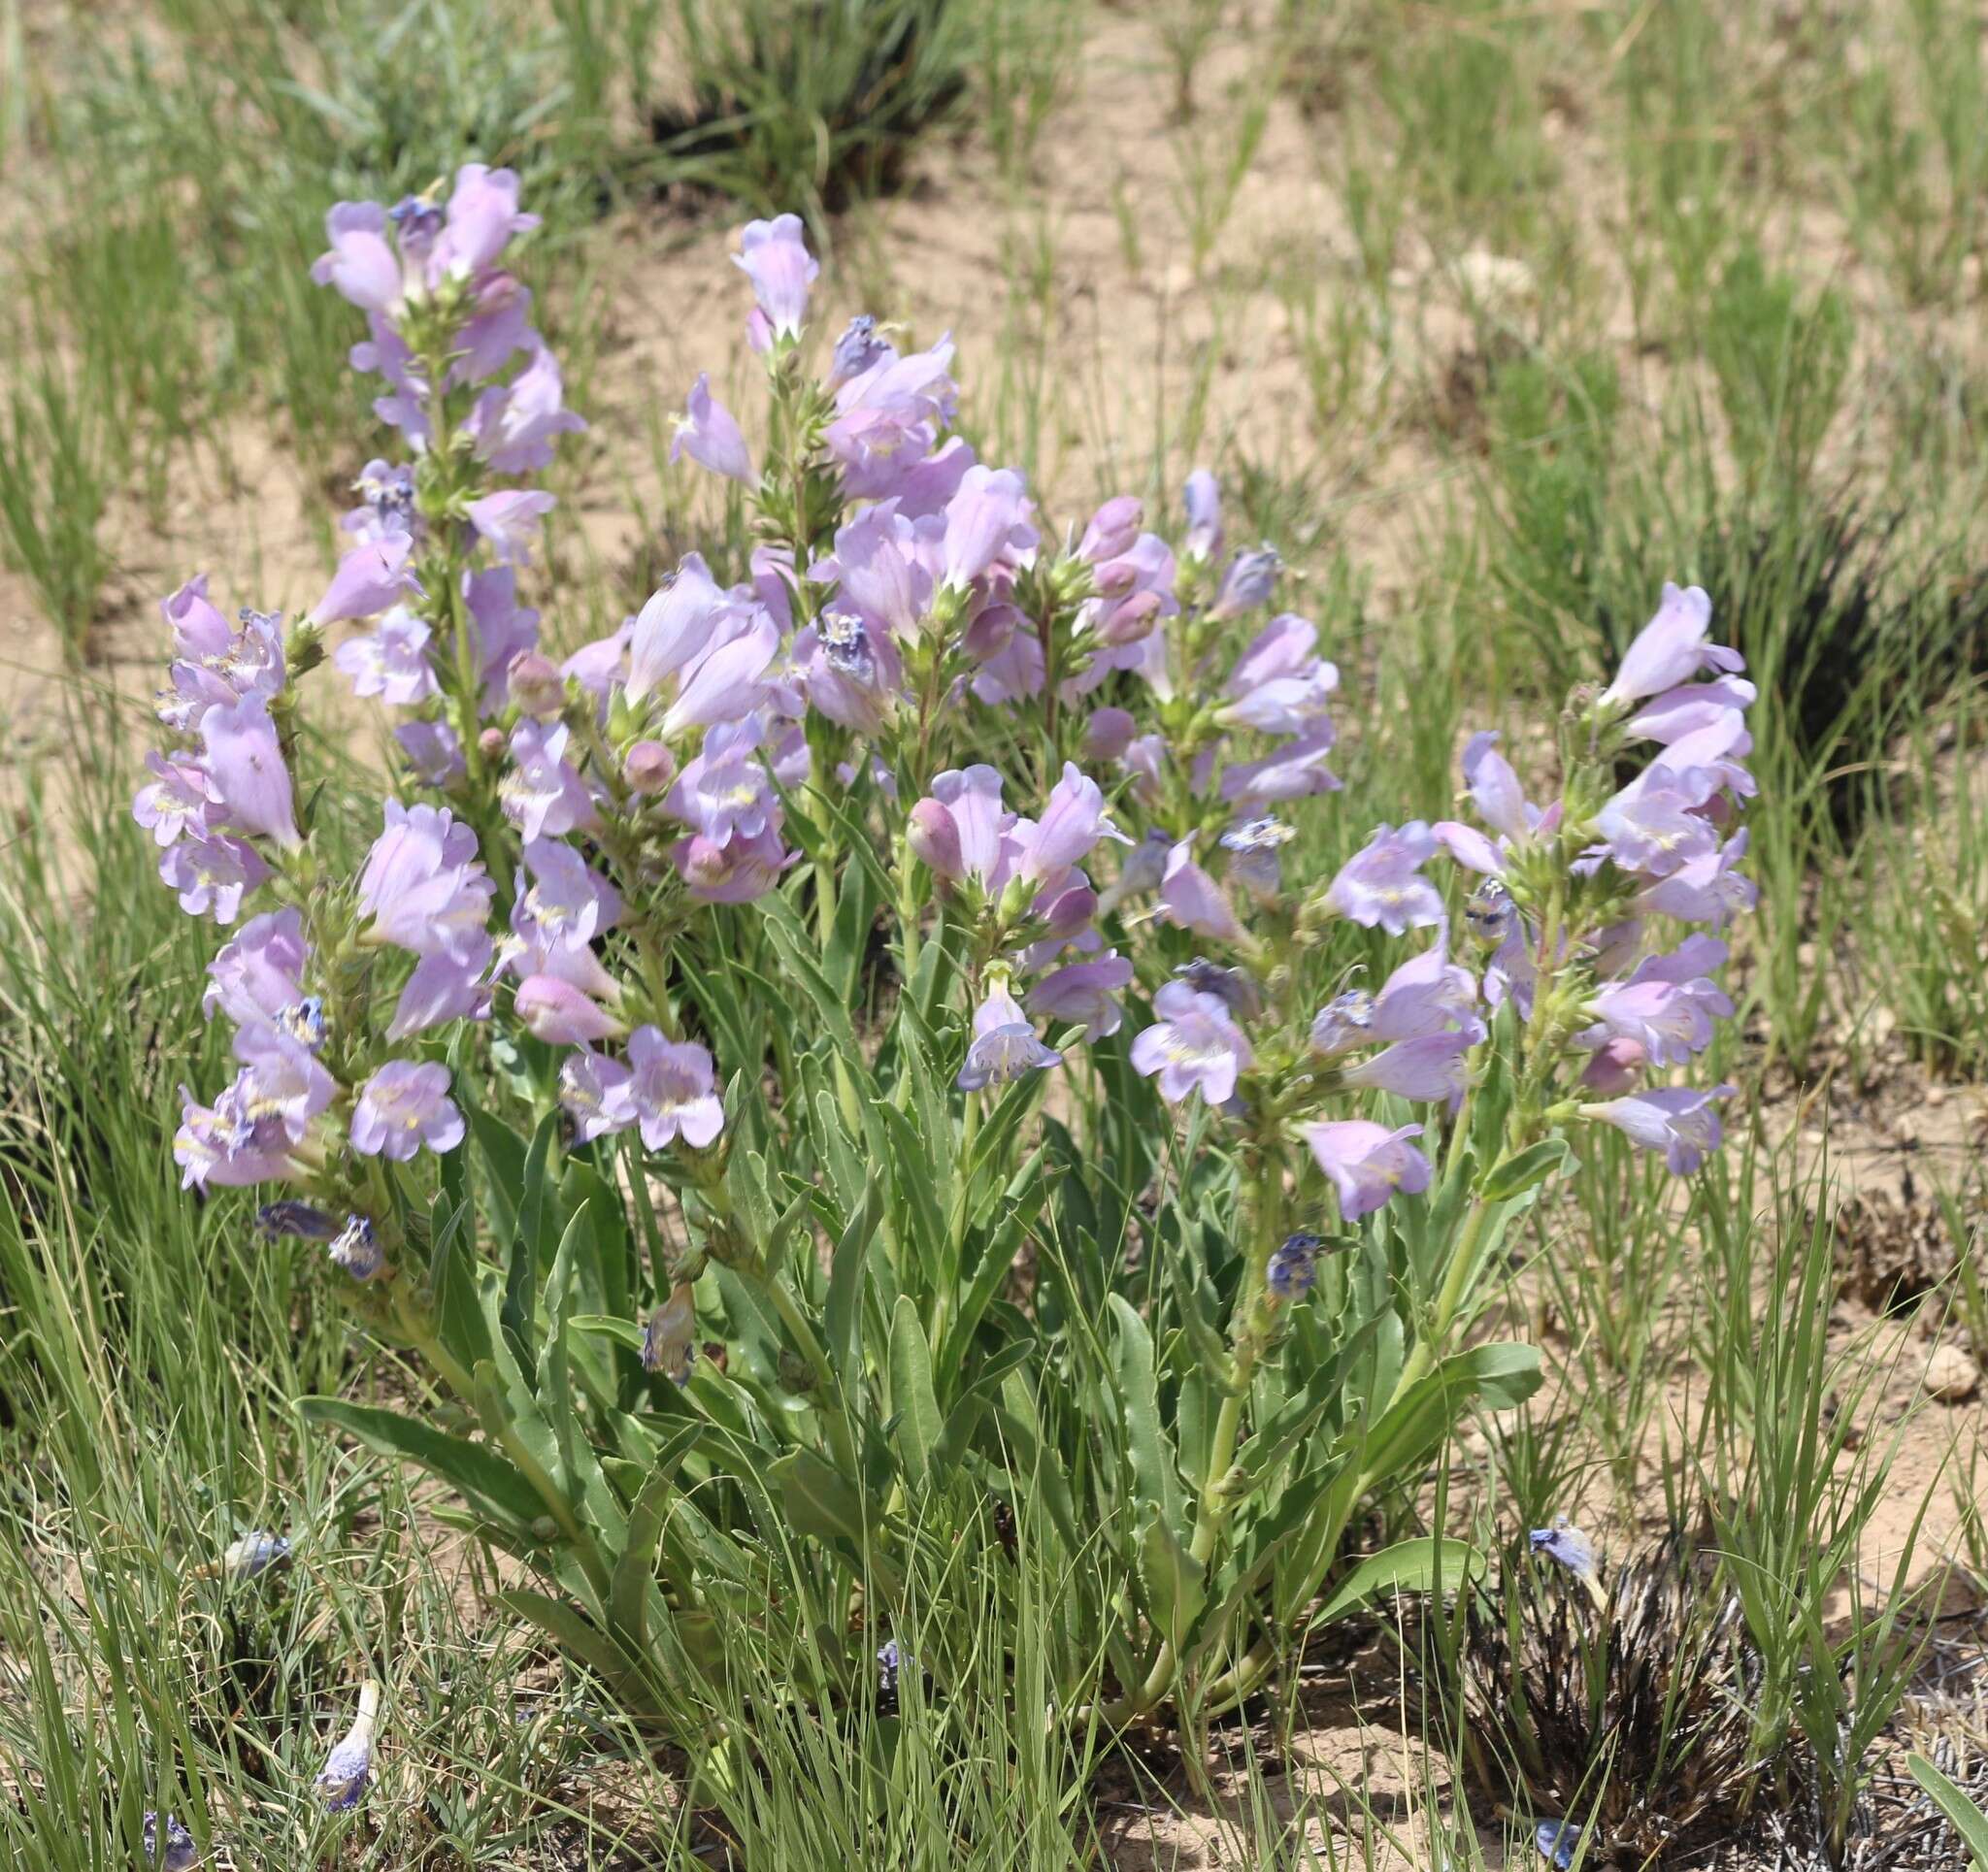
[1341,1026,1481,1103]
[1432,818,1508,876]
[1634,829,1756,927]
[395,719,466,786]
[626,1027,725,1149]
[1084,707,1138,764]
[311,536,420,625]
[1459,732,1537,843]
[1598,582,1741,707]
[885,433,977,519]
[453,273,536,385]
[1011,762,1117,890]
[502,721,596,841]
[1219,729,1341,805]
[1324,823,1444,936]
[159,833,270,924]
[357,801,493,961]
[663,612,779,737]
[672,372,756,484]
[957,984,1063,1092]
[133,752,215,847]
[1130,981,1253,1106]
[825,336,958,501]
[386,951,492,1039]
[941,465,1038,590]
[232,1024,336,1143]
[559,1047,635,1141]
[201,695,300,849]
[1158,838,1246,941]
[1217,613,1338,734]
[463,565,543,713]
[924,766,1010,888]
[515,974,625,1044]
[1182,468,1222,562]
[626,553,729,704]
[431,163,536,281]
[1371,936,1479,1039]
[517,837,621,950]
[203,908,307,1027]
[1581,1083,1733,1173]
[1579,971,1729,1067]
[310,201,402,313]
[735,213,817,342]
[335,608,438,706]
[815,503,932,640]
[351,1061,464,1160]
[467,489,556,565]
[1211,545,1280,619]
[174,1081,297,1190]
[1300,1119,1432,1221]
[466,342,585,474]
[1026,952,1134,1041]
[1625,674,1757,744]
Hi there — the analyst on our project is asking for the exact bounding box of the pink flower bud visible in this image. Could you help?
[1084,707,1138,764]
[1078,495,1142,565]
[682,835,730,889]
[1096,589,1163,646]
[508,649,565,720]
[907,799,963,879]
[624,739,676,795]
[478,726,507,761]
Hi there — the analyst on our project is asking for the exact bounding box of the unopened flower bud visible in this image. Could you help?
[907,799,963,879]
[624,739,676,795]
[682,835,730,889]
[1212,544,1281,619]
[1084,707,1138,764]
[478,726,506,761]
[515,974,626,1045]
[507,649,564,720]
[1078,495,1143,565]
[1095,588,1163,646]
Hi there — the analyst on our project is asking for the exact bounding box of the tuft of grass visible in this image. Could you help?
[645,0,975,229]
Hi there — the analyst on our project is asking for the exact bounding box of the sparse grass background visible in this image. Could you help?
[2,0,1988,1865]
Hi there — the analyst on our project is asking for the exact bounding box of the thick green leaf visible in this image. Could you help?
[298,1398,545,1533]
[1109,1295,1182,1524]
[887,1297,944,1486]
[1140,1514,1208,1652]
[768,1448,871,1548]
[1909,1755,1988,1872]
[1477,1137,1570,1203]
[1314,1537,1485,1624]
[823,1172,885,1379]
[610,1424,705,1651]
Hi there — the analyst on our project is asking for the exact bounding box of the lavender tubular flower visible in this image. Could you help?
[516,974,625,1045]
[1323,822,1444,936]
[1130,981,1253,1106]
[1598,582,1740,707]
[312,536,420,625]
[1580,1083,1734,1173]
[940,464,1038,591]
[201,695,300,849]
[626,1028,725,1149]
[672,373,756,484]
[159,833,270,925]
[1300,1120,1432,1221]
[1182,468,1223,563]
[1158,838,1246,942]
[1026,952,1134,1041]
[957,984,1063,1091]
[1340,1027,1480,1104]
[350,1061,465,1161]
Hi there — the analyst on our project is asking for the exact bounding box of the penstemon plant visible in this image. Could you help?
[136,172,1758,1740]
